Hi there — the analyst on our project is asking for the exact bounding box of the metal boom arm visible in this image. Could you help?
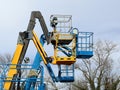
[4,11,50,90]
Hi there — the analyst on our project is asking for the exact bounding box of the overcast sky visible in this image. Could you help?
[0,0,120,56]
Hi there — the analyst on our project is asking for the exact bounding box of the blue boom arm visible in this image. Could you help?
[24,34,57,90]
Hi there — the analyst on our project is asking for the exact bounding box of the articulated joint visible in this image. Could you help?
[46,57,53,63]
[17,31,33,44]
[17,34,24,44]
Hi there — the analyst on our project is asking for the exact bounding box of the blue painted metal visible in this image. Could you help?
[0,32,93,89]
[25,34,46,90]
[32,35,58,82]
[32,34,46,69]
[0,74,4,90]
[0,32,93,90]
[57,45,75,82]
[0,63,11,90]
[76,32,93,59]
[0,64,43,90]
[24,66,44,90]
[45,64,58,82]
[25,34,58,90]
[58,46,72,57]
[38,83,46,90]
[58,64,74,82]
[77,51,93,58]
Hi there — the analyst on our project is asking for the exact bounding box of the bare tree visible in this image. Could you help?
[75,40,120,90]
[45,75,66,90]
[0,53,11,89]
[71,79,88,90]
[0,53,11,73]
[45,75,58,90]
[104,75,120,90]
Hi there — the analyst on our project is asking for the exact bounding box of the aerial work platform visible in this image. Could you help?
[50,15,76,65]
[76,32,93,59]
[1,11,94,90]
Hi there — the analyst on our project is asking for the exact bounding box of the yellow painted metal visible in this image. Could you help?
[52,56,76,65]
[52,32,76,65]
[32,31,47,64]
[4,44,23,90]
[54,34,59,57]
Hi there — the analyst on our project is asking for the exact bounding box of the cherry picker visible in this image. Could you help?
[0,11,93,90]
